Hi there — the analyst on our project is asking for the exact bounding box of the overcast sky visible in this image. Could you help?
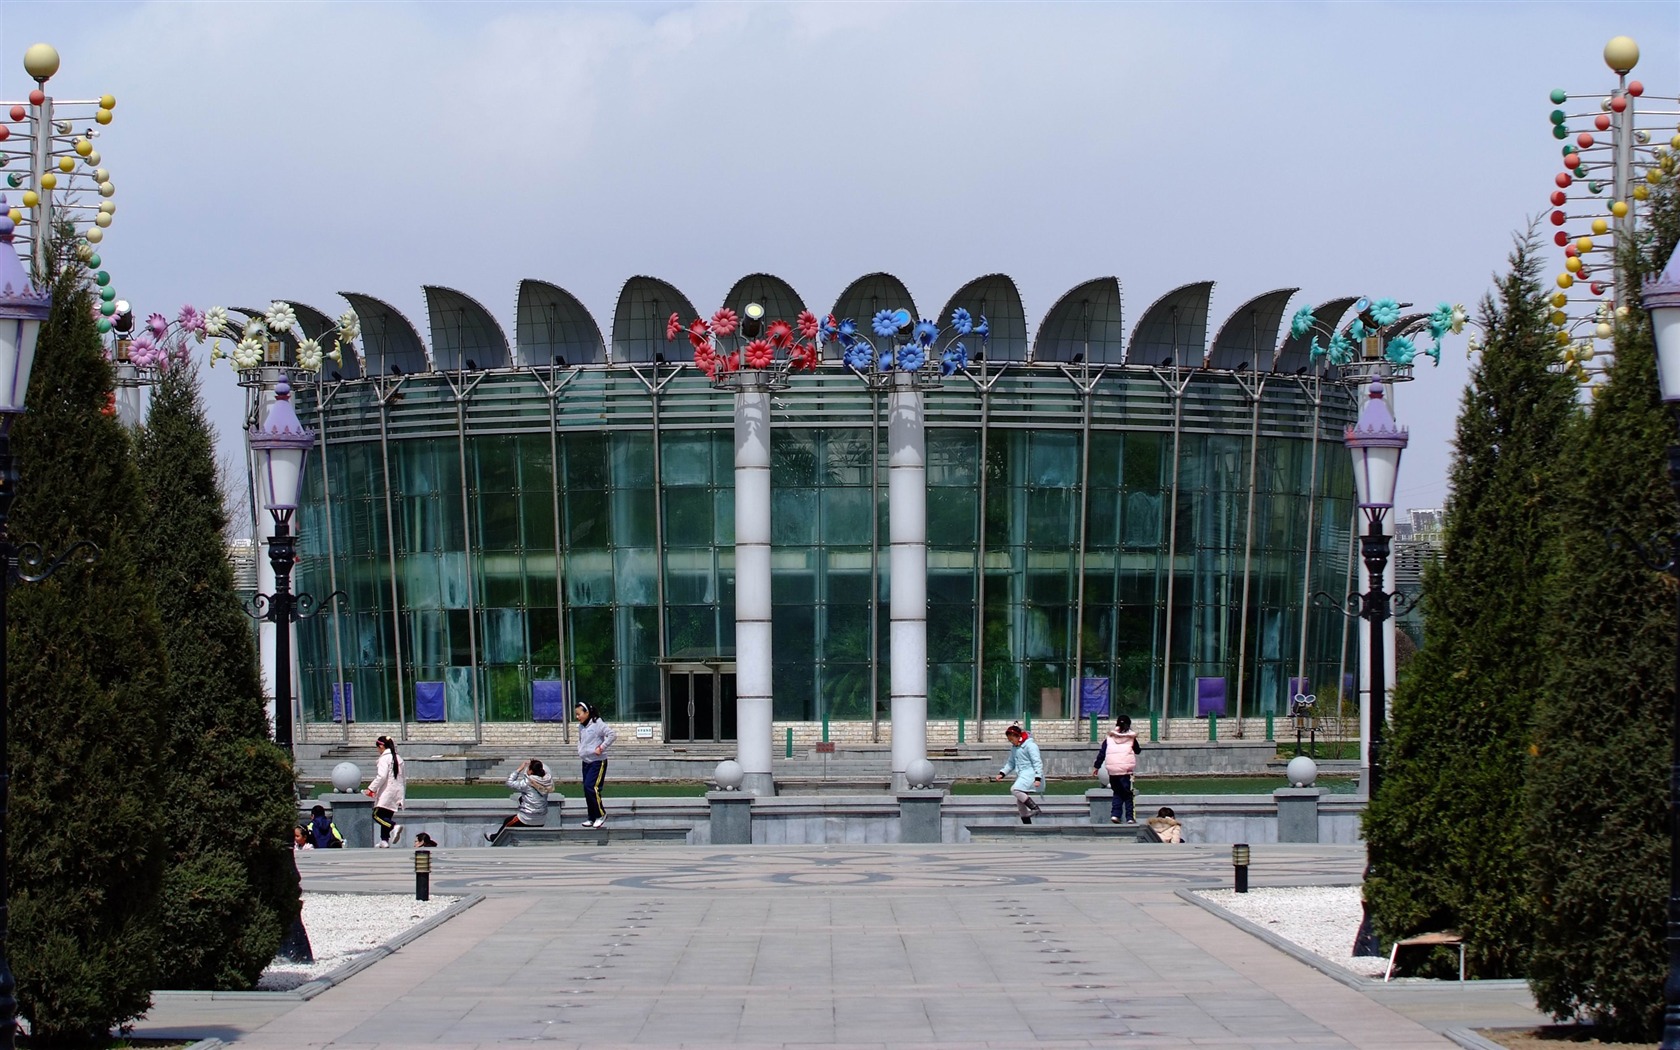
[6,1,1679,523]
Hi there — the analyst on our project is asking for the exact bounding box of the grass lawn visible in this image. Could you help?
[328,775,1358,800]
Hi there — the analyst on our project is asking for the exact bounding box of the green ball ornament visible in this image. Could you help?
[100,286,115,302]
[1588,181,1603,194]
[94,270,110,286]
[100,301,115,316]
[1552,125,1569,140]
[1550,89,1567,104]
[87,253,100,268]
[1562,144,1577,155]
[4,174,18,188]
[97,318,111,333]
[1550,108,1567,125]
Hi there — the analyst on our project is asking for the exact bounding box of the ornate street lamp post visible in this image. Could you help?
[0,211,97,1048]
[1640,245,1680,1048]
[1343,378,1408,957]
[245,374,340,751]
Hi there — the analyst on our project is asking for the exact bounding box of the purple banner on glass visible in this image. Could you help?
[332,682,353,723]
[414,681,446,722]
[533,680,568,722]
[1195,677,1227,718]
[1079,678,1110,718]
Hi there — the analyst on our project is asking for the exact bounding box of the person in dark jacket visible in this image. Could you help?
[308,804,343,848]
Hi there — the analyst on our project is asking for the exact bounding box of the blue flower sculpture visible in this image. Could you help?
[950,308,973,335]
[1369,299,1401,327]
[913,319,938,347]
[1384,336,1417,366]
[899,345,927,371]
[871,310,899,338]
[1289,306,1316,340]
[830,306,985,377]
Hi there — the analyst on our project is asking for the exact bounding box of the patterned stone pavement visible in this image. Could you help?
[134,843,1545,1049]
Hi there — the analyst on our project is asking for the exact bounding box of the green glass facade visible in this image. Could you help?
[291,365,1358,735]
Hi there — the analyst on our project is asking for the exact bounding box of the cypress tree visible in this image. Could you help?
[136,363,300,990]
[8,236,169,1043]
[1525,183,1680,1038]
[1363,230,1578,976]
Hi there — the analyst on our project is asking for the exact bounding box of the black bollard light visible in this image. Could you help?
[414,849,431,902]
[1233,843,1250,893]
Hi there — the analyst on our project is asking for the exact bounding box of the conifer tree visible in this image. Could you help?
[8,236,169,1042]
[136,364,300,990]
[1363,230,1578,976]
[1524,184,1680,1038]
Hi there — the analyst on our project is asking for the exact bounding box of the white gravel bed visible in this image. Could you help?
[1195,885,1391,979]
[258,893,461,991]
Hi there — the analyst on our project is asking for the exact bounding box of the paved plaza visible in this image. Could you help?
[135,843,1546,1049]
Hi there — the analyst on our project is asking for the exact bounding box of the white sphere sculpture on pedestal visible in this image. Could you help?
[1096,767,1111,787]
[905,758,936,789]
[1286,755,1318,788]
[331,761,362,793]
[714,759,745,791]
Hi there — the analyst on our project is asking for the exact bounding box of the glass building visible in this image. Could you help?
[278,273,1364,742]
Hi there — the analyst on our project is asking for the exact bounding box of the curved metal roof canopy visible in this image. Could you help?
[1208,288,1297,371]
[1032,277,1123,364]
[611,276,698,365]
[285,301,361,380]
[516,280,604,366]
[828,273,918,361]
[722,274,806,328]
[1274,296,1357,375]
[424,285,511,371]
[340,293,430,377]
[1126,281,1213,367]
[939,274,1027,362]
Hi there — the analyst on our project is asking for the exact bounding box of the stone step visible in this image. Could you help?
[966,823,1163,842]
[490,825,692,846]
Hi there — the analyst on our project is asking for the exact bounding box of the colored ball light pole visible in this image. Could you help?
[1342,379,1408,958]
[1640,245,1680,1049]
[0,209,98,1049]
[244,375,342,752]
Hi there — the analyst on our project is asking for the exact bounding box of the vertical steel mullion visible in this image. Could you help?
[378,381,409,741]
[1157,371,1187,737]
[1234,374,1262,733]
[454,383,481,744]
[545,371,571,745]
[869,384,881,744]
[972,373,992,742]
[313,383,350,745]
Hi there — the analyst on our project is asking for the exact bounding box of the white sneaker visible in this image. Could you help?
[391,824,404,844]
[375,840,388,849]
[590,818,606,829]
[578,820,596,828]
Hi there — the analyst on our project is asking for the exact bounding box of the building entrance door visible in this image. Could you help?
[664,665,737,743]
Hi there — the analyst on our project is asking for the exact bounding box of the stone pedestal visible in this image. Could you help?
[897,789,944,843]
[1274,786,1326,843]
[1086,788,1113,824]
[708,791,753,845]
[324,792,374,849]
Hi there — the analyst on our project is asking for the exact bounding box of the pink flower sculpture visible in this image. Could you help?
[796,310,820,341]
[687,318,710,349]
[788,343,817,372]
[744,338,774,369]
[710,308,739,337]
[666,312,682,340]
[766,319,793,349]
[722,351,740,374]
[694,343,718,378]
[177,304,205,334]
[146,313,169,339]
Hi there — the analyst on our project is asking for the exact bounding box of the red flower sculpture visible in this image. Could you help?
[711,308,740,337]
[744,339,774,369]
[687,318,710,349]
[666,312,682,341]
[796,310,820,341]
[694,343,718,378]
[766,319,793,349]
[722,351,741,373]
[788,343,817,372]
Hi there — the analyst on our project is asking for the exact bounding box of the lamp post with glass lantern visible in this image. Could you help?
[1640,244,1680,1048]
[0,208,98,1049]
[1343,378,1409,957]
[245,373,340,751]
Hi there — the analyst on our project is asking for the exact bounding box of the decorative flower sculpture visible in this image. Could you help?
[1298,297,1458,369]
[110,303,220,371]
[197,304,354,372]
[666,307,820,381]
[825,306,984,378]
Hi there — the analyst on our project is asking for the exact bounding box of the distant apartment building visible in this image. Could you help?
[1393,508,1444,644]
[228,537,259,595]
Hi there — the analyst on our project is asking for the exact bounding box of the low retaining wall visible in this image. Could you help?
[300,789,1363,848]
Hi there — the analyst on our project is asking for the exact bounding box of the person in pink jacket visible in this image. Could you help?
[1092,715,1141,824]
[365,735,407,848]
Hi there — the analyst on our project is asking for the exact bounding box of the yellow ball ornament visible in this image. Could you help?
[97,181,113,197]
[1672,134,1680,150]
[85,227,102,243]
[1557,273,1575,289]
[1636,184,1650,200]
[20,190,38,207]
[93,213,110,228]
[5,209,18,224]
[1577,237,1593,252]
[56,157,72,173]
[1566,256,1582,273]
[38,173,55,190]
[99,94,115,110]
[1550,310,1568,326]
[74,138,91,157]
[1551,292,1568,308]
[1555,330,1571,345]
[1648,168,1664,184]
[94,109,112,125]
[1611,200,1629,218]
[1591,218,1608,235]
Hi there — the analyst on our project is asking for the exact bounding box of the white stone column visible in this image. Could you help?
[887,372,927,790]
[734,376,775,795]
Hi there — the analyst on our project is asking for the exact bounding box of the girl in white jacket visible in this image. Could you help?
[365,735,407,848]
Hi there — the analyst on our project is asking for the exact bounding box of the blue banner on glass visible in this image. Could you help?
[533,680,568,722]
[1079,678,1110,717]
[1195,677,1228,718]
[414,681,446,722]
[332,682,353,723]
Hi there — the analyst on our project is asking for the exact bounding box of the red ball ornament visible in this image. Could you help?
[27,90,42,106]
[1591,282,1606,295]
[0,127,7,142]
[1595,114,1611,131]
[1629,81,1644,97]
[1556,172,1573,188]
[1577,133,1595,148]
[1564,153,1581,169]
[1555,232,1570,246]
[1551,190,1567,206]
[1611,96,1627,112]
[1551,209,1567,225]
[1578,267,1591,279]
[7,106,22,122]
[1565,244,1579,257]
